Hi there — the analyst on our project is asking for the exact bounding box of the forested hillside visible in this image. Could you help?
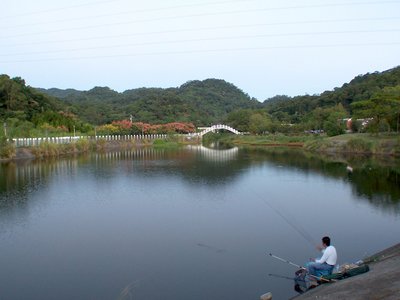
[0,75,91,137]
[1,66,399,138]
[40,79,260,126]
[248,66,400,135]
[0,75,64,119]
[263,66,400,120]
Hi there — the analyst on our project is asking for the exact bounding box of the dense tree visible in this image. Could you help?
[248,113,272,134]
[0,74,92,137]
[225,109,274,134]
[40,79,260,126]
[2,66,400,138]
[225,109,253,132]
[351,86,400,133]
[263,66,400,123]
[322,105,348,136]
[302,104,348,136]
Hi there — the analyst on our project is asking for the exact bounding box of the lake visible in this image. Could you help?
[1,146,399,299]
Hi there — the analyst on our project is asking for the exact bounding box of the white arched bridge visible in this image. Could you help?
[193,124,242,137]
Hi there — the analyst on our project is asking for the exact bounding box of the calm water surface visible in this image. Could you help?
[1,146,400,300]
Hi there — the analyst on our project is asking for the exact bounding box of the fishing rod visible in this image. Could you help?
[269,253,304,269]
[268,273,304,282]
[268,253,331,283]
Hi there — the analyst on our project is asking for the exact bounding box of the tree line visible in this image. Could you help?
[1,66,400,140]
[260,66,400,134]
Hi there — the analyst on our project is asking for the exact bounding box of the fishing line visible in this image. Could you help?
[254,191,317,248]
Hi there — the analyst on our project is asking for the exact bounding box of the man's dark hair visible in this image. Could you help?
[322,236,331,246]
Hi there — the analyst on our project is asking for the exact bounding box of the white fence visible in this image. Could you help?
[12,134,168,147]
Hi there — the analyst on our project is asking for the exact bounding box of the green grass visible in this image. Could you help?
[152,139,180,148]
[212,133,400,156]
[211,133,320,146]
[326,133,399,155]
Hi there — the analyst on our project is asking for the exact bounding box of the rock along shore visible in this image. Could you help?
[291,243,400,300]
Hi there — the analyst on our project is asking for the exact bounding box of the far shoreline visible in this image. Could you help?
[1,133,399,162]
[209,132,400,157]
[0,137,198,162]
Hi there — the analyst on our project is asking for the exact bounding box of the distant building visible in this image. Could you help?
[342,118,373,132]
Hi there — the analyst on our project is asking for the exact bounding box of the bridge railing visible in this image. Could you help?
[10,125,241,146]
[12,134,168,147]
[196,124,241,136]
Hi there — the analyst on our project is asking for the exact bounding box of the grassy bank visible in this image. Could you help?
[0,137,16,160]
[207,133,400,157]
[304,133,400,156]
[30,139,92,158]
[203,132,317,147]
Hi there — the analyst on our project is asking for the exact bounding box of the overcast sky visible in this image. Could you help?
[1,0,399,100]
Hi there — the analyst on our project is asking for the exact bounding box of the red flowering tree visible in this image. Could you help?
[163,122,196,133]
[103,120,196,135]
[112,120,132,129]
[112,120,133,134]
[132,122,153,134]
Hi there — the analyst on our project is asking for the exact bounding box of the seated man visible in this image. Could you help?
[307,236,337,277]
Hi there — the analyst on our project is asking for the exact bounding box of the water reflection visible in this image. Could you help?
[1,147,400,299]
[1,147,400,212]
[186,145,239,162]
[241,147,400,212]
[348,167,400,214]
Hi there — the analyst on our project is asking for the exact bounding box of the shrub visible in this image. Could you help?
[304,139,332,152]
[75,139,90,152]
[324,120,344,136]
[343,138,372,153]
[0,137,16,159]
[31,142,60,157]
[96,138,107,150]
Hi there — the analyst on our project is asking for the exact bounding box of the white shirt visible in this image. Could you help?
[315,245,337,266]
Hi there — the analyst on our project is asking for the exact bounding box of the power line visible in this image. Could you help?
[1,0,123,19]
[2,16,399,48]
[4,0,399,29]
[1,41,399,64]
[2,1,399,39]
[2,29,399,57]
[2,0,253,28]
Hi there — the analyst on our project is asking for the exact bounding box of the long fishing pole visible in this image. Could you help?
[268,273,304,282]
[269,253,304,269]
[268,253,331,283]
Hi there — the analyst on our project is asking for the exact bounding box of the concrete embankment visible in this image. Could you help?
[292,243,400,300]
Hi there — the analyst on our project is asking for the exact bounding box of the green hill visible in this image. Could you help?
[0,75,91,137]
[2,66,399,138]
[0,75,65,120]
[40,79,260,126]
[263,66,400,118]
